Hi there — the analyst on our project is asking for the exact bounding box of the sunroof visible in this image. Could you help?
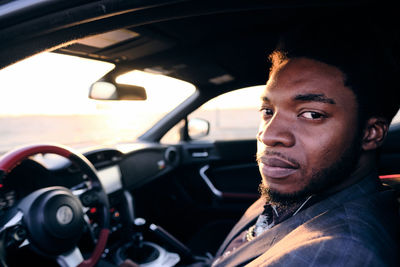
[76,29,140,48]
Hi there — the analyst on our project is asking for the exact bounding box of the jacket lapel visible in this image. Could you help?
[215,198,265,256]
[214,207,309,266]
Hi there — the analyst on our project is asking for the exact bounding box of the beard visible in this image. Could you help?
[257,134,362,208]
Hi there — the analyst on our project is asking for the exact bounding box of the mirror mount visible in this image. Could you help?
[179,117,190,141]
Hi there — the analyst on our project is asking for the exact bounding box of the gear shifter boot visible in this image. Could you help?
[115,241,180,267]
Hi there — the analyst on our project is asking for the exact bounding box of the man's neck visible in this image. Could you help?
[325,151,377,196]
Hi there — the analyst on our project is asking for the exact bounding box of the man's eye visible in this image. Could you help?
[260,108,273,117]
[299,111,326,120]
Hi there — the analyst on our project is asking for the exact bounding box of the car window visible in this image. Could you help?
[161,85,265,143]
[0,52,195,155]
[392,110,400,126]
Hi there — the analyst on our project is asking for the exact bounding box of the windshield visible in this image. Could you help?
[0,52,195,154]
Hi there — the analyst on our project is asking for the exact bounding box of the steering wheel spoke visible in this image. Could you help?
[0,210,23,234]
[0,210,29,266]
[56,246,84,267]
[0,211,29,247]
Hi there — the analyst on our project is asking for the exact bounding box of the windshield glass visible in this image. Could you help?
[0,52,195,154]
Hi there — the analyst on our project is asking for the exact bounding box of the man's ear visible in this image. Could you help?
[362,117,389,151]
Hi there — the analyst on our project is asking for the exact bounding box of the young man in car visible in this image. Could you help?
[210,22,400,266]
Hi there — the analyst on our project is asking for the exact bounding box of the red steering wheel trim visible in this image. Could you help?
[0,144,72,173]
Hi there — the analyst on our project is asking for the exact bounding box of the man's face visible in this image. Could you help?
[257,57,360,203]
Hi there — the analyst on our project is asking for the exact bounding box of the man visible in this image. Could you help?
[211,22,399,266]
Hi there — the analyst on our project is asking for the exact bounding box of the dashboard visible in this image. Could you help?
[0,143,180,223]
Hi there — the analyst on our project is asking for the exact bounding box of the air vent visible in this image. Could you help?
[164,147,179,165]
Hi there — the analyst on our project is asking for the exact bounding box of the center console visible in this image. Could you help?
[89,189,204,267]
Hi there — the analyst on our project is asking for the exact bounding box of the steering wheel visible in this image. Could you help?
[0,144,110,267]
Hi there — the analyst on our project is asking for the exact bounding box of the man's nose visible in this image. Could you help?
[257,113,295,147]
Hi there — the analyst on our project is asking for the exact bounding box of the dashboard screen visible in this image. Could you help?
[97,165,123,194]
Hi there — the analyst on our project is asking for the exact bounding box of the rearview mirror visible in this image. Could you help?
[89,81,147,100]
[188,118,210,139]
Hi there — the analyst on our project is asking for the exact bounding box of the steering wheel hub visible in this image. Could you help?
[56,205,74,225]
[22,187,85,254]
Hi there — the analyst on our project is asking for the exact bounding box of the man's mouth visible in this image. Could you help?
[259,156,300,179]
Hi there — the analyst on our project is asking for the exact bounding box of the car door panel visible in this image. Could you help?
[181,139,260,202]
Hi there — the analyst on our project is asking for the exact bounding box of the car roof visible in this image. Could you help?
[1,0,398,96]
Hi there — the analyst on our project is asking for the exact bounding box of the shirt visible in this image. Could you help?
[214,196,314,265]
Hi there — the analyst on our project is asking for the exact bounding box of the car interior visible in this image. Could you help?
[0,1,399,266]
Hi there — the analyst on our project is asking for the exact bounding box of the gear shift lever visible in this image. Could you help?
[149,223,196,263]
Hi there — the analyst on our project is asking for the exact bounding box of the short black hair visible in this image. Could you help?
[268,19,399,128]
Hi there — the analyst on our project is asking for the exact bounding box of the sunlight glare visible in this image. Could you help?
[0,52,115,115]
[201,85,265,110]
